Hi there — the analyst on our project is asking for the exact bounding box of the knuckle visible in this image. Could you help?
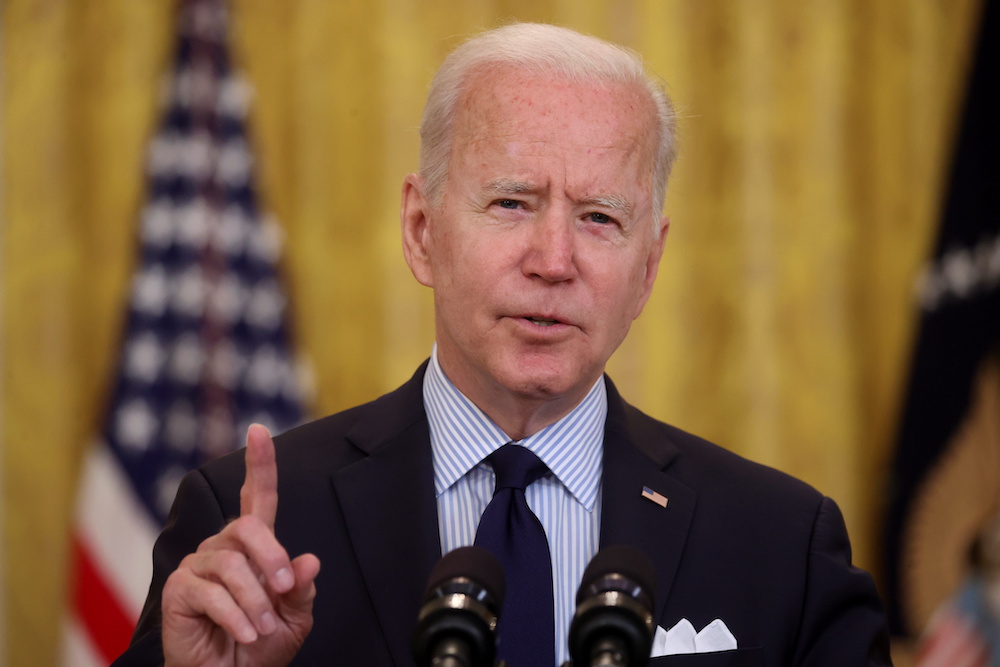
[209,550,253,582]
[200,579,242,617]
[176,552,200,570]
[228,514,264,539]
[195,531,223,553]
[215,548,248,569]
[162,568,186,600]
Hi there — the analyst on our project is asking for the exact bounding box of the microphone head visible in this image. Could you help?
[412,546,506,667]
[576,544,655,609]
[423,546,505,608]
[569,545,656,667]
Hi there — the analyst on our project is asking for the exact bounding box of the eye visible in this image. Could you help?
[587,211,616,225]
[495,199,522,209]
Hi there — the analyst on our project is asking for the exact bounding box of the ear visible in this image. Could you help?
[400,174,435,287]
[632,215,670,319]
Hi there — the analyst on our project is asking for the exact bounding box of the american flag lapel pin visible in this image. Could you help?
[641,486,668,508]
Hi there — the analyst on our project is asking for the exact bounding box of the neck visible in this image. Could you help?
[474,388,584,441]
[435,354,598,441]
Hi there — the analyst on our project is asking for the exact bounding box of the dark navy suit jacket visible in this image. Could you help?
[115,363,891,666]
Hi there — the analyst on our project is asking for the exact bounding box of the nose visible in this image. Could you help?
[522,209,577,283]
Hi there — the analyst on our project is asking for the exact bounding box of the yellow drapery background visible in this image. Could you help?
[0,0,984,664]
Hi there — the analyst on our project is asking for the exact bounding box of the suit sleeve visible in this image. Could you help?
[792,496,892,666]
[110,468,233,666]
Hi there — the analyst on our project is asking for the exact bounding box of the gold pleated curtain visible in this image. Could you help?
[0,1,984,664]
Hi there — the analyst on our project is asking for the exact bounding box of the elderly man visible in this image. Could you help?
[115,22,891,667]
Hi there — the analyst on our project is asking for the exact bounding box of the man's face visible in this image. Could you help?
[403,67,668,419]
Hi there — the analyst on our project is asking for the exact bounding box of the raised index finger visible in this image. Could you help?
[240,423,278,529]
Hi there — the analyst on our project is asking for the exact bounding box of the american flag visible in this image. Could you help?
[916,587,993,667]
[61,0,306,663]
[884,0,999,639]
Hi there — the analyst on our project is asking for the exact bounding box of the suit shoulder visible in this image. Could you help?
[198,370,427,490]
[624,402,825,509]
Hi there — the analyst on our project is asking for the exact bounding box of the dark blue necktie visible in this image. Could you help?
[474,444,555,667]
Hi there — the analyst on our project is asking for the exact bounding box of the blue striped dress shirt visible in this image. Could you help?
[423,347,605,666]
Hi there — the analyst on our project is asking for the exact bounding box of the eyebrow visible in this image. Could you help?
[483,179,634,216]
[483,178,533,195]
[581,194,634,217]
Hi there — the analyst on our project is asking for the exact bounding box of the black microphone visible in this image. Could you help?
[412,546,506,667]
[568,545,656,667]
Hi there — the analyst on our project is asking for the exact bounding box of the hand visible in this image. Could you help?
[161,424,321,667]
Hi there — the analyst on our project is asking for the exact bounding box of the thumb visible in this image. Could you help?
[277,553,321,618]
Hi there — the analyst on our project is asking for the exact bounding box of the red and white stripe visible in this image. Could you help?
[61,445,160,666]
[916,606,990,667]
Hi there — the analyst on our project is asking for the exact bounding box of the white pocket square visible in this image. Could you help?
[651,618,738,657]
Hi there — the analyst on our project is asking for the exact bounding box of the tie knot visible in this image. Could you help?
[488,444,549,491]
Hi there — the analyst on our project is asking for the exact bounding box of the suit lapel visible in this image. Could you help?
[599,380,696,622]
[331,365,442,667]
[326,369,697,663]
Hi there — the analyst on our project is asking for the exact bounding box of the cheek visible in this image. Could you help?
[428,229,469,285]
[434,241,495,296]
[599,263,651,322]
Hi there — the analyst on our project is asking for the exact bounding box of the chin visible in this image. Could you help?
[495,356,590,400]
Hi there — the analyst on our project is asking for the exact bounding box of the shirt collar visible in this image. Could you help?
[423,345,606,510]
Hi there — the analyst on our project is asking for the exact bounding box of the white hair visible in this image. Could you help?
[419,22,678,234]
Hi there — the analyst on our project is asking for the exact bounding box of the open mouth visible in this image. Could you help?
[525,316,562,327]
